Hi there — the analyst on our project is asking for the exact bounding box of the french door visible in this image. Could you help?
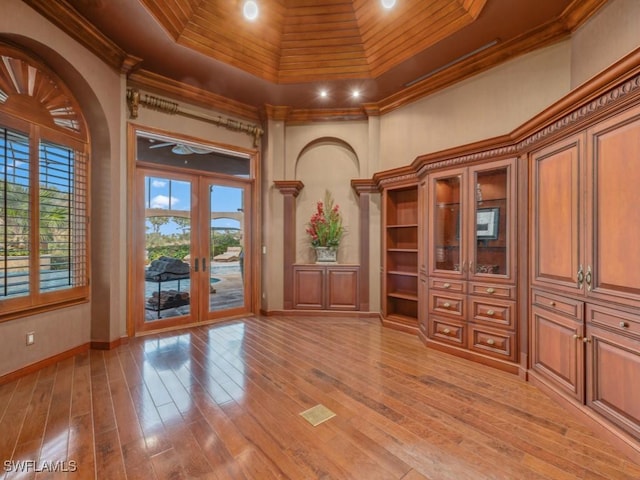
[133,168,251,333]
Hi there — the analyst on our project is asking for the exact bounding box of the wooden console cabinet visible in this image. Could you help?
[293,264,359,311]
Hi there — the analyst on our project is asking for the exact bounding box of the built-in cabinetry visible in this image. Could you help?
[420,158,519,372]
[293,264,359,310]
[382,184,419,333]
[376,52,640,461]
[529,104,640,446]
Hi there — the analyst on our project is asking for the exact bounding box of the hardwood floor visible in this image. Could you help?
[2,315,640,479]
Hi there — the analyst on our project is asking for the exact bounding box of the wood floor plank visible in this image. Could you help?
[1,315,640,479]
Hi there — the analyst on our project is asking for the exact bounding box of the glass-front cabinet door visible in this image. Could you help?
[468,158,516,281]
[429,168,464,277]
[428,159,516,282]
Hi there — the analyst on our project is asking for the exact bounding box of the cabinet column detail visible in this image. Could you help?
[352,179,379,313]
[274,180,304,310]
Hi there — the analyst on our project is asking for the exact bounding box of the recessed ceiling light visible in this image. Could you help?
[352,90,360,98]
[319,89,328,98]
[243,0,259,21]
[381,0,396,9]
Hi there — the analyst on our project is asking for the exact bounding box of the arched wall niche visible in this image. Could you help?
[294,136,360,264]
[1,34,115,342]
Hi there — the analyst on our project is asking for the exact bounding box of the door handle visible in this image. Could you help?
[586,265,592,291]
[194,257,199,272]
[577,265,584,288]
[202,258,207,272]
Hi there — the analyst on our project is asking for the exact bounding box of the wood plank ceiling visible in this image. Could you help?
[141,0,487,83]
[22,0,611,119]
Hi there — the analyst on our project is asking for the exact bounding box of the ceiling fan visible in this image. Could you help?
[149,141,213,155]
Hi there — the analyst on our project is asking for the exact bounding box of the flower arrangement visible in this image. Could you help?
[306,190,344,249]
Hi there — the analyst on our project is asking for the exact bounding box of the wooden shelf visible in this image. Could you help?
[383,184,419,332]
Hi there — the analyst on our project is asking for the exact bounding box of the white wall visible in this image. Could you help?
[378,41,572,170]
[571,0,640,88]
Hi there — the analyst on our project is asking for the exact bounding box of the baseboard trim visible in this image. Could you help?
[90,337,128,350]
[0,342,90,386]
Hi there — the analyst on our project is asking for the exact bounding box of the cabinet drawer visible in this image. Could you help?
[429,291,464,318]
[532,289,583,320]
[587,304,640,341]
[429,317,466,348]
[469,297,515,330]
[469,282,515,299]
[429,278,465,293]
[468,325,517,362]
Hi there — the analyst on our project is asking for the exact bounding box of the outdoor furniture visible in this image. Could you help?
[213,246,242,262]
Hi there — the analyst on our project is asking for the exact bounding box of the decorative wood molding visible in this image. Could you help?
[284,108,368,124]
[126,88,264,147]
[351,179,379,195]
[22,0,133,73]
[373,166,418,188]
[128,70,260,122]
[273,180,304,197]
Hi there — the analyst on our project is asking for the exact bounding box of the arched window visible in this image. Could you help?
[0,43,89,318]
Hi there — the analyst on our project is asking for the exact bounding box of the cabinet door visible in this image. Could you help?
[530,134,585,294]
[586,106,640,309]
[326,267,359,310]
[587,321,640,439]
[293,266,324,309]
[531,305,585,402]
[468,158,517,282]
[428,168,465,277]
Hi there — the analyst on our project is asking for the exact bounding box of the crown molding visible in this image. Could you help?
[22,0,134,73]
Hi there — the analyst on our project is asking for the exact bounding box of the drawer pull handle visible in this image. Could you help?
[443,302,451,309]
[486,287,495,294]
[486,339,495,345]
[443,328,451,334]
[619,321,628,328]
[486,309,495,316]
[550,301,556,307]
[443,283,451,289]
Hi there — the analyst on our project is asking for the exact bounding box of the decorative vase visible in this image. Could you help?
[314,246,338,264]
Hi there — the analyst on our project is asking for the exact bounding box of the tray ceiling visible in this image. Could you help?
[23,0,609,116]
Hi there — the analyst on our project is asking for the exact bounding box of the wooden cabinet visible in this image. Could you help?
[530,104,640,446]
[293,264,359,310]
[586,304,640,440]
[421,158,519,371]
[531,106,640,309]
[530,290,585,402]
[382,184,419,332]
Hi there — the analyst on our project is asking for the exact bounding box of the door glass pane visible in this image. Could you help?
[434,175,461,272]
[474,167,508,275]
[144,176,192,321]
[209,185,245,312]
